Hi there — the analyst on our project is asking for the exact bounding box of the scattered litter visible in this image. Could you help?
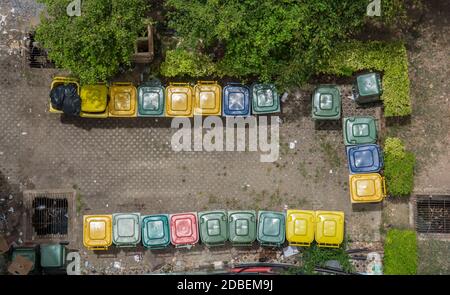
[366,252,383,275]
[134,255,142,262]
[289,142,296,149]
[21,132,27,136]
[8,207,14,213]
[329,169,333,174]
[85,261,89,268]
[281,92,289,103]
[276,117,283,124]
[213,261,224,270]
[8,195,13,200]
[283,246,299,258]
[0,151,3,156]
[113,261,122,269]
[105,204,109,208]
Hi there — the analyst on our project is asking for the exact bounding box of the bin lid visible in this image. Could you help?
[138,83,165,116]
[356,73,382,97]
[170,212,199,245]
[286,210,315,245]
[257,211,285,245]
[199,211,228,245]
[165,84,193,117]
[315,211,344,247]
[12,248,36,271]
[343,117,377,145]
[113,213,141,246]
[194,82,222,116]
[142,214,170,248]
[251,84,280,114]
[347,144,383,173]
[109,84,137,116]
[40,244,65,268]
[83,215,113,249]
[223,84,250,116]
[349,173,385,203]
[80,84,108,113]
[312,85,341,119]
[228,210,257,244]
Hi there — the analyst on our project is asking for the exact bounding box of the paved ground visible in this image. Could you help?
[0,0,448,274]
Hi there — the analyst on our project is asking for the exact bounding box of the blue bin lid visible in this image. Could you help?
[223,84,250,116]
[347,144,383,174]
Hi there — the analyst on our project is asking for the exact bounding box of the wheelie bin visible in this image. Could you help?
[352,73,383,104]
[112,213,141,247]
[343,116,378,146]
[286,210,315,247]
[347,144,383,174]
[194,81,222,116]
[83,215,113,251]
[49,76,80,113]
[349,173,386,203]
[312,85,341,120]
[165,83,193,117]
[198,210,228,247]
[315,211,344,248]
[251,84,280,115]
[223,83,250,117]
[108,82,137,117]
[141,214,170,249]
[257,211,285,247]
[170,212,199,248]
[80,83,109,118]
[138,80,165,117]
[228,210,257,246]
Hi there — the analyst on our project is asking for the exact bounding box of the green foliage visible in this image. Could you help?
[384,137,415,196]
[296,243,354,274]
[163,0,368,87]
[36,0,148,84]
[322,41,411,117]
[384,229,417,275]
[160,48,217,78]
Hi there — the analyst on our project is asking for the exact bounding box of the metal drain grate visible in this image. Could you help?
[23,190,76,243]
[416,196,450,234]
[26,32,55,69]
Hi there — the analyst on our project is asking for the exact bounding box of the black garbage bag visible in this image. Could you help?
[49,84,81,116]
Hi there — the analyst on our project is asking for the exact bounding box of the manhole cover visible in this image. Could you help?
[416,195,450,234]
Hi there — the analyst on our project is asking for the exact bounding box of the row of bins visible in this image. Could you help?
[83,210,344,251]
[343,117,386,203]
[49,77,280,117]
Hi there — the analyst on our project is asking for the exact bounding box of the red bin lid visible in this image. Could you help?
[170,213,199,246]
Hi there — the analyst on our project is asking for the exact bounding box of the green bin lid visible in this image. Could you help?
[312,85,341,120]
[343,117,377,146]
[199,211,228,246]
[141,214,170,249]
[113,213,141,246]
[228,210,257,245]
[356,73,382,97]
[138,81,165,117]
[251,84,280,114]
[257,211,285,247]
[12,248,37,271]
[40,244,66,268]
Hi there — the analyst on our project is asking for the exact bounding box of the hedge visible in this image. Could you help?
[384,137,415,196]
[321,41,411,117]
[384,229,417,275]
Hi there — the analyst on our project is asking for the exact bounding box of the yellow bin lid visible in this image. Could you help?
[349,173,386,203]
[194,81,222,116]
[286,210,315,246]
[83,215,113,250]
[165,83,193,117]
[81,84,108,113]
[108,83,137,117]
[315,211,344,248]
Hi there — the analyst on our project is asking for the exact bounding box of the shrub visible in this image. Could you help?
[160,48,217,78]
[321,41,411,117]
[384,229,417,275]
[36,0,149,84]
[383,137,415,196]
[298,243,354,274]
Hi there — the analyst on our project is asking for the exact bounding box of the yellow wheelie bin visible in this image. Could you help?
[286,210,315,247]
[80,83,109,118]
[83,215,113,251]
[108,82,137,117]
[349,173,386,203]
[315,211,344,248]
[49,76,80,113]
[165,83,193,117]
[194,81,222,116]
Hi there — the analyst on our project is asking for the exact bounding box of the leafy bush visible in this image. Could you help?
[163,0,369,87]
[321,41,411,117]
[298,243,354,274]
[160,48,217,78]
[384,229,417,275]
[384,137,415,196]
[36,0,149,84]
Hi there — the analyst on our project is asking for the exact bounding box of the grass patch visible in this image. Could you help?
[384,229,417,275]
[321,41,411,117]
[76,192,85,214]
[384,137,415,196]
[319,141,341,168]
